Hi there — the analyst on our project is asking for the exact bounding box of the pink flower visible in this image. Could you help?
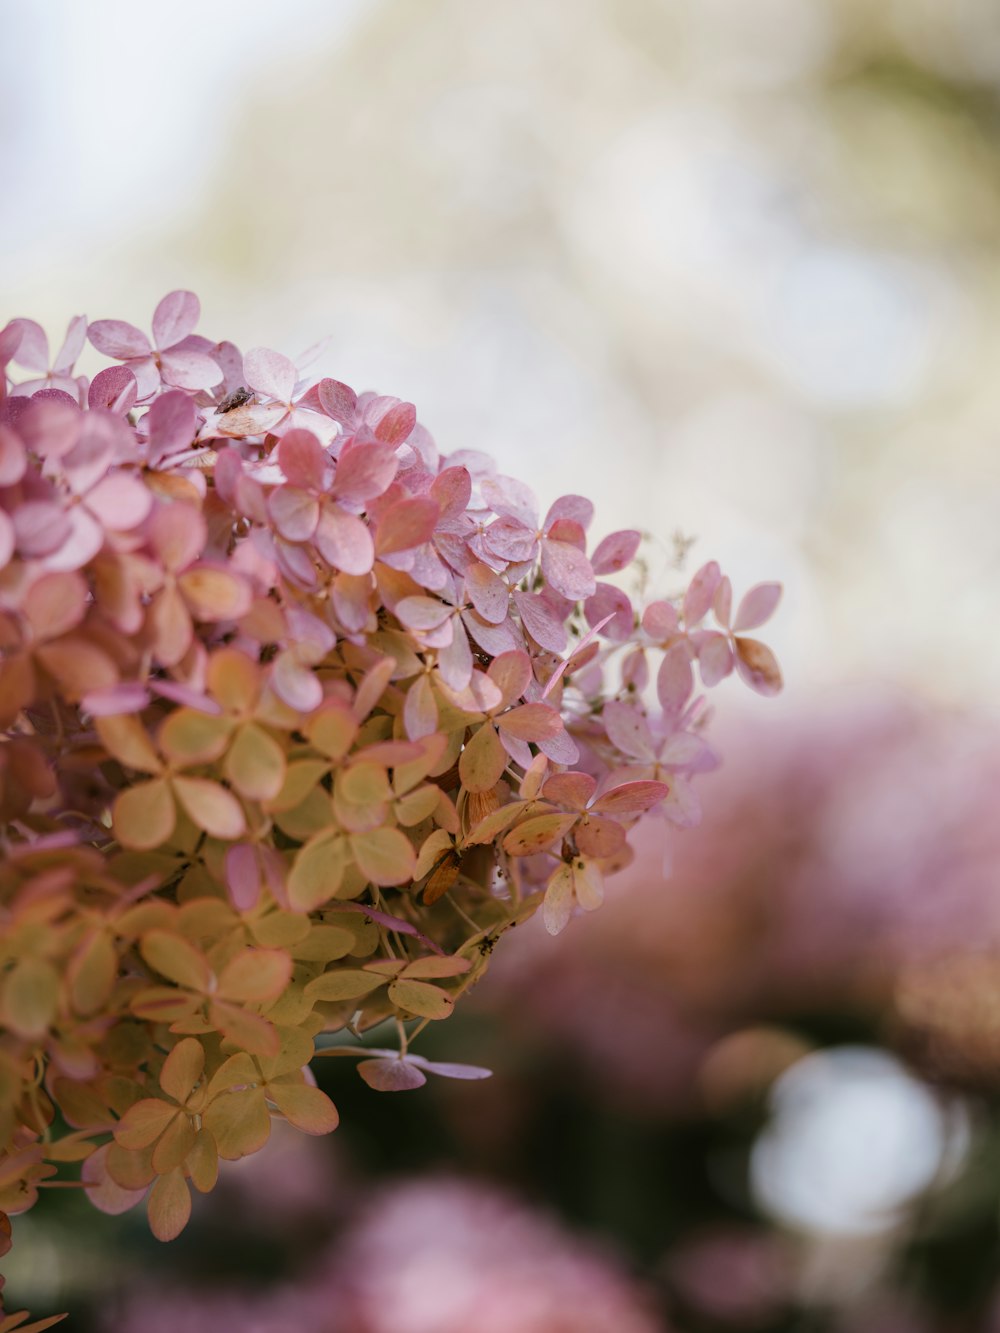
[88,290,220,400]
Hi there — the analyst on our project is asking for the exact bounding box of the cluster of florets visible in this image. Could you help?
[0,294,780,1265]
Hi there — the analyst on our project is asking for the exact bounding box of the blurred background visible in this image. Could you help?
[4,0,1000,1328]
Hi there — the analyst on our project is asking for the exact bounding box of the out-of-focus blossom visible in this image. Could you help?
[483,690,1000,1110]
[105,1177,663,1333]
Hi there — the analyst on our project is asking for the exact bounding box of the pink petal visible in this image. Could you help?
[14,500,71,557]
[334,441,399,503]
[275,536,320,590]
[268,485,320,542]
[0,424,27,485]
[126,355,160,401]
[86,474,153,531]
[272,650,323,713]
[158,348,220,392]
[544,494,594,531]
[482,515,536,563]
[88,319,151,360]
[52,314,88,375]
[642,599,679,639]
[81,681,151,716]
[88,365,138,415]
[462,609,523,658]
[601,701,655,761]
[151,680,222,712]
[540,539,596,601]
[542,770,597,810]
[278,429,331,491]
[63,419,115,494]
[0,510,13,569]
[373,400,416,445]
[733,582,782,633]
[660,732,711,768]
[657,643,694,715]
[332,571,374,633]
[24,570,88,639]
[734,636,783,696]
[396,595,453,632]
[17,397,81,459]
[683,561,721,626]
[314,505,374,575]
[500,702,564,742]
[576,815,626,859]
[224,843,261,913]
[409,1057,492,1081]
[44,506,104,570]
[317,378,358,424]
[8,318,49,371]
[591,529,641,575]
[538,723,579,764]
[465,561,509,624]
[481,474,538,528]
[584,583,633,640]
[358,1057,427,1092]
[152,291,200,350]
[487,650,532,708]
[437,617,473,690]
[513,590,567,653]
[244,346,297,402]
[430,466,471,518]
[591,780,670,816]
[146,390,197,466]
[147,501,207,572]
[403,674,438,740]
[375,497,439,558]
[697,632,734,687]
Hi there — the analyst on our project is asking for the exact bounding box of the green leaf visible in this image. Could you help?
[304,703,358,760]
[140,930,212,992]
[387,978,455,1020]
[304,970,385,1002]
[267,1080,340,1135]
[202,1087,270,1160]
[224,722,287,801]
[217,949,292,1004]
[151,1111,197,1174]
[158,707,232,765]
[458,722,507,793]
[1,957,59,1040]
[502,812,577,857]
[263,759,330,814]
[171,776,246,840]
[95,713,163,774]
[67,931,117,1016]
[147,1166,191,1241]
[349,826,416,886]
[112,778,176,851]
[158,1038,205,1105]
[114,1098,178,1151]
[543,862,575,935]
[287,830,350,912]
[187,1127,219,1194]
[209,998,281,1058]
[402,955,471,980]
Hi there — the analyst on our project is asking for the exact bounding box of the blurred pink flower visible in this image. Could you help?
[324,1178,663,1333]
[102,1177,662,1333]
[482,689,1000,1110]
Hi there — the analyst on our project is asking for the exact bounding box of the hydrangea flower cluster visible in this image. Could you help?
[0,294,780,1279]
